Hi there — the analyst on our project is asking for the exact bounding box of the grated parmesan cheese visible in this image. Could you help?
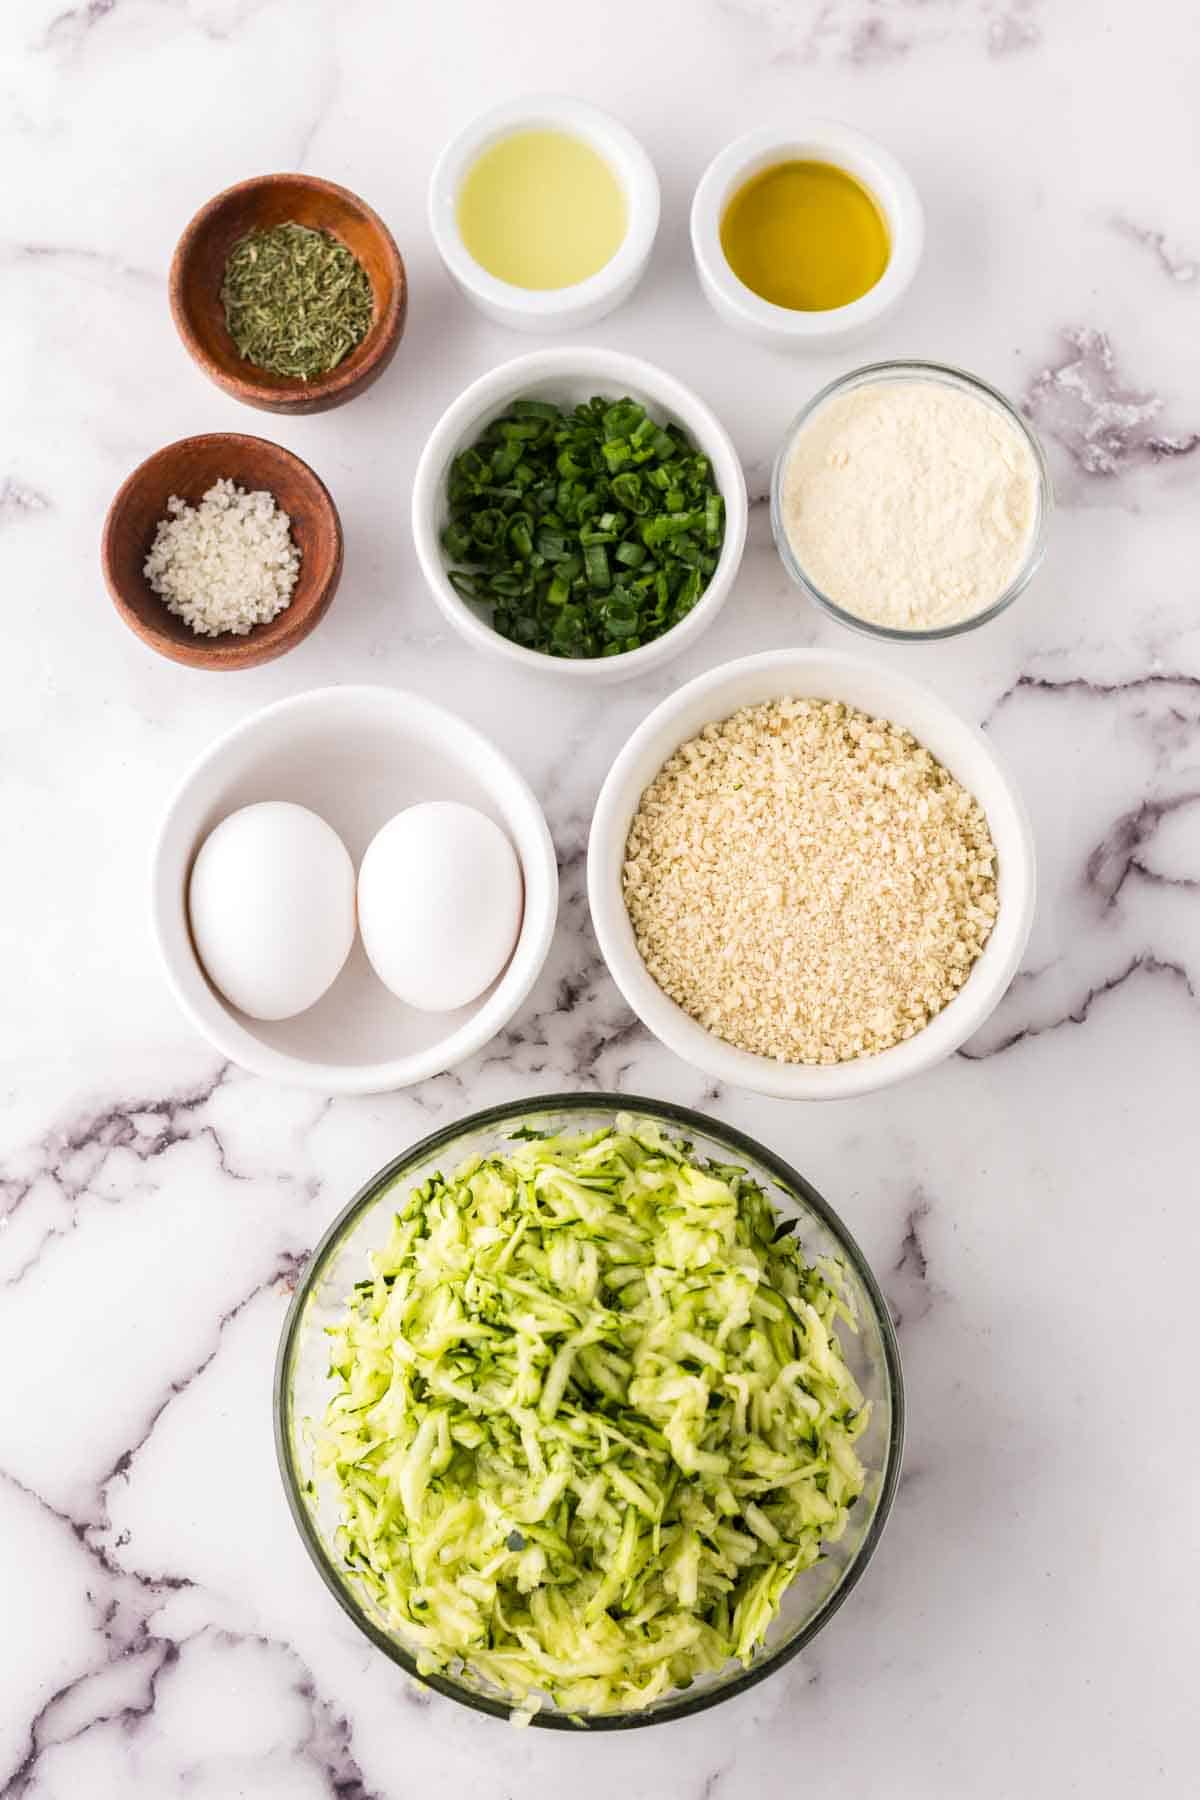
[143,478,301,637]
[780,379,1039,632]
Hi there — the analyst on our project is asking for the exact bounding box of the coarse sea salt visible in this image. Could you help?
[143,477,301,637]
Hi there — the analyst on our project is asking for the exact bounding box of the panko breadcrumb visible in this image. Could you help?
[622,698,999,1065]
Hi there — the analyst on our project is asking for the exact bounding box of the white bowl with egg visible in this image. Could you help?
[152,686,558,1094]
[690,121,923,350]
[428,95,660,332]
[412,347,748,682]
[587,648,1036,1101]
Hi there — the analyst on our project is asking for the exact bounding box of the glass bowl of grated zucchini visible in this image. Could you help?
[274,1096,902,1729]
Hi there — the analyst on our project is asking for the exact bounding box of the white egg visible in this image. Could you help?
[188,802,356,1021]
[357,801,523,1012]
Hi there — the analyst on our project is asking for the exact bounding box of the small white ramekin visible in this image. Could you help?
[428,95,660,332]
[152,686,558,1095]
[412,347,748,683]
[588,649,1036,1101]
[690,121,924,351]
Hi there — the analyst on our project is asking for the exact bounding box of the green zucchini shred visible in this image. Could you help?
[313,1116,868,1720]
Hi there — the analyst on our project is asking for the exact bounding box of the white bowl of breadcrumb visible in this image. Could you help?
[588,649,1035,1099]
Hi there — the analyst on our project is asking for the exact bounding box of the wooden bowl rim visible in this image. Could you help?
[100,430,343,671]
[168,171,407,409]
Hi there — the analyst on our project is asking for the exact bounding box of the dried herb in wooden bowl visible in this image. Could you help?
[220,222,374,381]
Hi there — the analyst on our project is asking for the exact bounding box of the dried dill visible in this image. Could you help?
[220,221,374,381]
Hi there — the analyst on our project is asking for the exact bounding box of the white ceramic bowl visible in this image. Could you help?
[588,650,1036,1100]
[428,95,660,332]
[152,686,558,1094]
[690,121,924,350]
[412,347,748,683]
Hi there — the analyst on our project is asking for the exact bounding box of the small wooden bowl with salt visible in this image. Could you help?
[100,432,343,671]
[169,173,406,415]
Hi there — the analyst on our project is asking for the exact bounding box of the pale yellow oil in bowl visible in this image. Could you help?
[720,160,890,312]
[457,128,627,291]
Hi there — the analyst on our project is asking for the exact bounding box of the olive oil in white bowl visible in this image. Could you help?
[456,128,626,290]
[691,121,923,350]
[429,96,660,332]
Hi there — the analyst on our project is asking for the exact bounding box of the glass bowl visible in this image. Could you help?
[770,358,1053,643]
[274,1094,904,1729]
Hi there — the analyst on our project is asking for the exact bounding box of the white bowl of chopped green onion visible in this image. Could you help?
[412,348,748,680]
[274,1096,902,1727]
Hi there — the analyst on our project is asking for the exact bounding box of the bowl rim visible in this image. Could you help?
[410,346,749,681]
[690,120,924,342]
[769,359,1054,641]
[273,1090,905,1729]
[587,648,1037,1099]
[101,431,343,670]
[168,171,407,410]
[427,94,660,321]
[150,683,559,1092]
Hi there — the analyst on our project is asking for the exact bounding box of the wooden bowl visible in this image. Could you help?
[169,173,406,415]
[101,433,343,671]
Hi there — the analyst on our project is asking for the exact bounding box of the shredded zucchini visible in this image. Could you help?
[313,1117,869,1719]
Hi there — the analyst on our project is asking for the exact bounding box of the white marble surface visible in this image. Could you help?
[3,1,1199,1794]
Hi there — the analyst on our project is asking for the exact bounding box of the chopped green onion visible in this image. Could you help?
[584,543,611,590]
[442,394,726,659]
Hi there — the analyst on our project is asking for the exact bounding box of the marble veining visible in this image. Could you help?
[1110,215,1198,285]
[719,0,1044,64]
[888,1193,933,1317]
[2,2,1199,1795]
[1024,326,1200,478]
[0,478,51,523]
